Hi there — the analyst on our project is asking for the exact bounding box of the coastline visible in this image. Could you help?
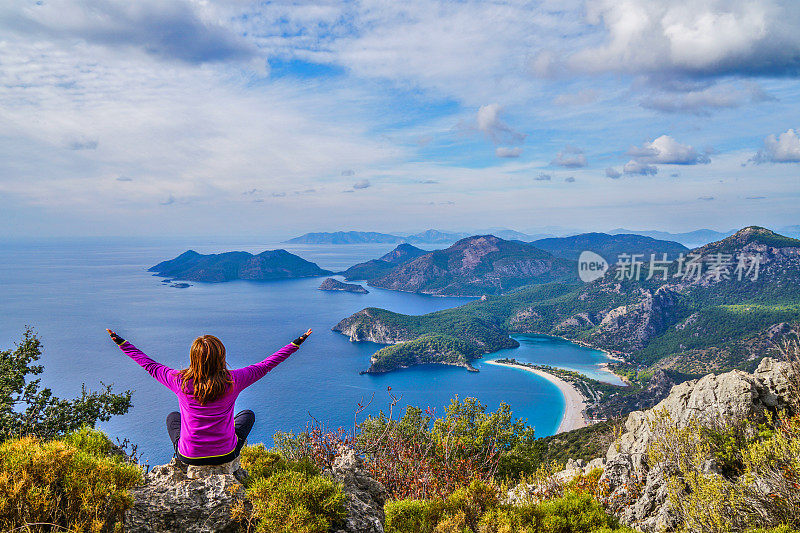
[509,332,629,385]
[485,360,589,434]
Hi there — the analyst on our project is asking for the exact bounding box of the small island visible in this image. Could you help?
[149,249,332,282]
[170,282,191,289]
[319,278,369,294]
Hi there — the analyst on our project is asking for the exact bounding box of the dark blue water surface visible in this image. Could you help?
[0,237,616,464]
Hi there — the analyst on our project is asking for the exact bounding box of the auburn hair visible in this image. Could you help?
[179,335,233,405]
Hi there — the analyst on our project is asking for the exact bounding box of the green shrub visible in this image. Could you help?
[534,491,625,532]
[385,484,629,533]
[647,410,800,533]
[237,444,347,533]
[246,470,346,533]
[384,480,497,533]
[0,429,143,532]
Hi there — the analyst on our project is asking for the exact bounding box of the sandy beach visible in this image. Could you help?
[485,360,589,433]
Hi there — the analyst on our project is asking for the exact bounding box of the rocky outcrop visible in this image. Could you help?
[591,286,683,351]
[126,458,247,533]
[326,448,388,533]
[599,357,795,531]
[126,451,388,533]
[332,308,415,344]
[320,277,370,294]
[508,357,797,532]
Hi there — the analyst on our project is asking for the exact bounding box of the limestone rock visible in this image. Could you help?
[125,458,246,533]
[326,448,388,533]
[595,357,796,532]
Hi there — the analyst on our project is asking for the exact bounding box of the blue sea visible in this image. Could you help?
[0,237,618,464]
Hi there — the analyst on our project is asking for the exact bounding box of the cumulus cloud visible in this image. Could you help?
[1,0,258,65]
[564,176,576,183]
[751,129,800,163]
[475,104,526,145]
[495,146,522,158]
[623,160,658,176]
[561,0,800,78]
[353,179,371,189]
[627,135,711,165]
[551,145,587,168]
[605,167,621,179]
[535,173,551,181]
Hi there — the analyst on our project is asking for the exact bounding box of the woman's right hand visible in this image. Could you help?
[106,328,126,346]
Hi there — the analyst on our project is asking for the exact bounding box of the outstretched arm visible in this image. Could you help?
[232,329,311,391]
[107,329,179,392]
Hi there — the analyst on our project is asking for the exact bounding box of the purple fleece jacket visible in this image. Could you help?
[118,340,299,459]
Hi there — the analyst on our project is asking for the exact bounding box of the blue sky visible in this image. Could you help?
[0,0,799,238]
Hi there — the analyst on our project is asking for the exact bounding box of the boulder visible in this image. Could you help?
[125,458,246,533]
[326,448,388,533]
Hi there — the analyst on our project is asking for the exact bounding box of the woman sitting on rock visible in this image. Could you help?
[106,328,311,465]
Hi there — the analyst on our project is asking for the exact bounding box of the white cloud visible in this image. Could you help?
[535,173,552,181]
[551,145,587,168]
[475,104,526,145]
[495,147,522,158]
[752,129,800,163]
[605,167,622,179]
[627,135,710,165]
[623,160,658,176]
[0,0,258,65]
[353,179,371,189]
[564,0,800,78]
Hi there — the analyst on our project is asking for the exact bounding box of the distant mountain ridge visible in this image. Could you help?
[608,228,736,247]
[532,233,688,263]
[367,235,576,296]
[284,229,471,245]
[338,243,428,281]
[149,249,332,282]
[283,231,404,244]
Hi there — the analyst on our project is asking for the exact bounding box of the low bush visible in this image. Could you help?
[236,444,347,533]
[385,482,631,533]
[0,427,142,532]
[648,409,800,533]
